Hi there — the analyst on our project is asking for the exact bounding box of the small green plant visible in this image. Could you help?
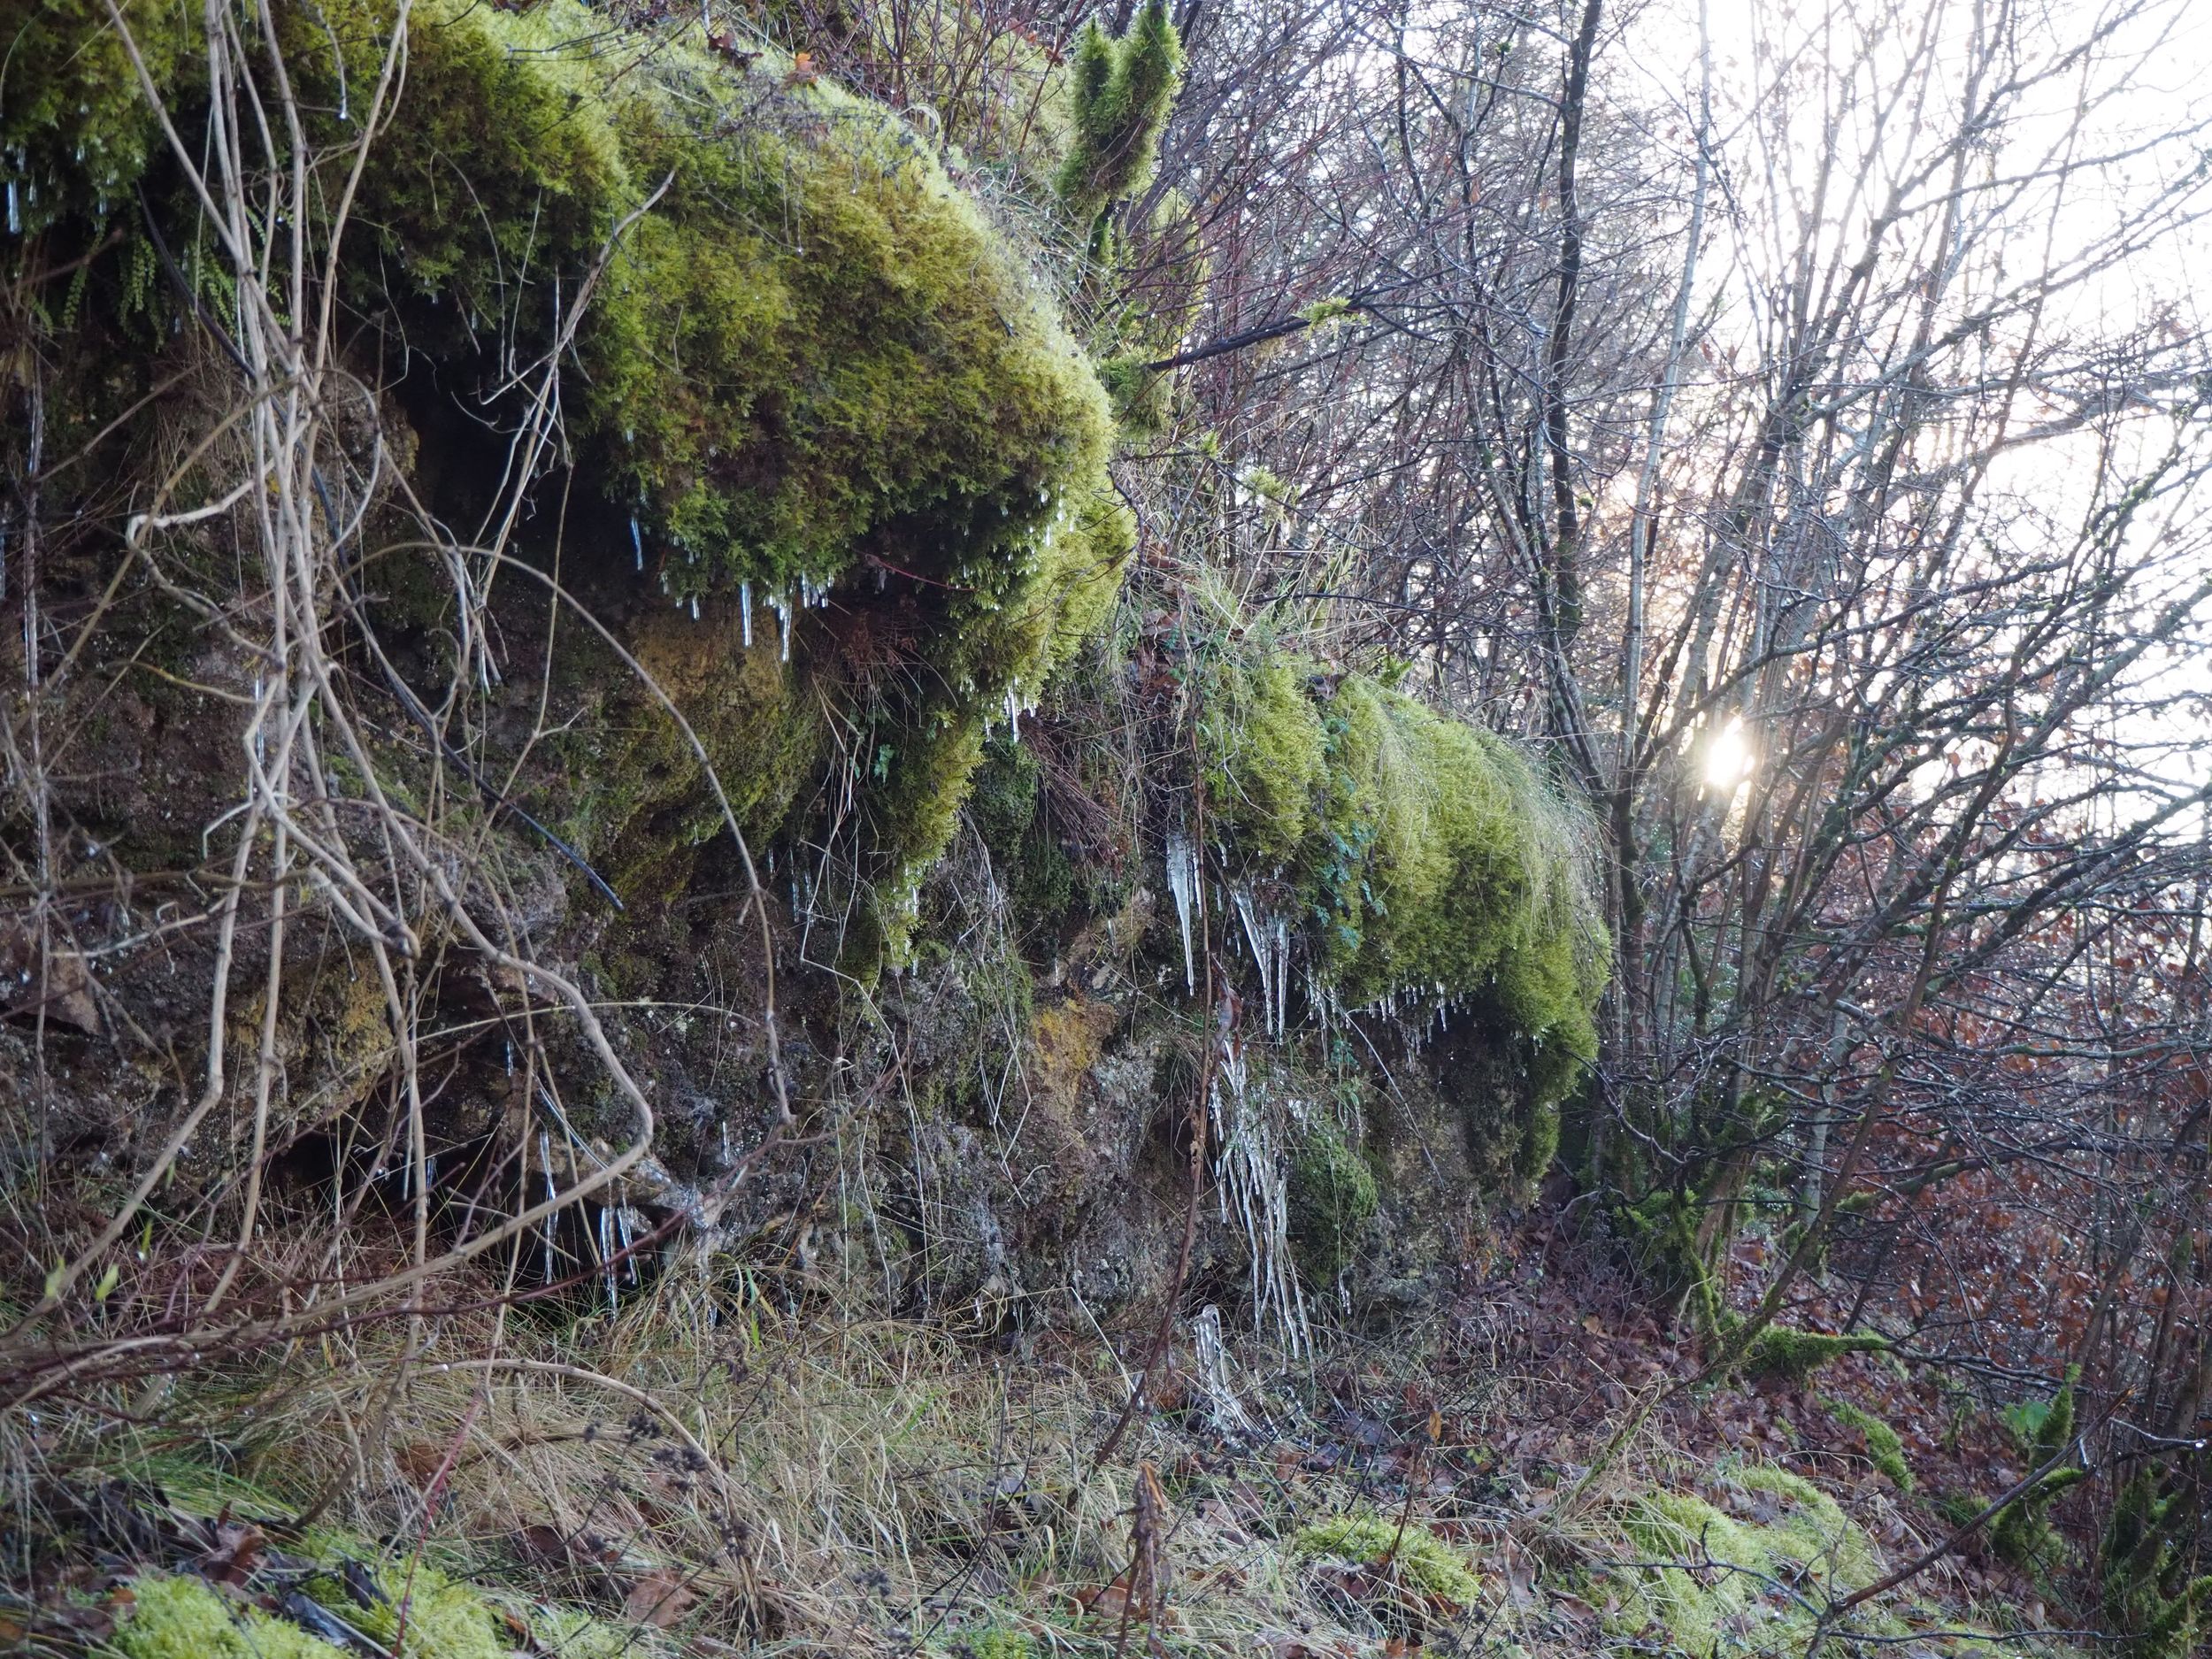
[1286,1122,1379,1280]
[1990,1374,2084,1572]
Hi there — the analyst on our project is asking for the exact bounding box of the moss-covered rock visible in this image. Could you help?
[1198,656,1607,1104]
[25,0,1133,967]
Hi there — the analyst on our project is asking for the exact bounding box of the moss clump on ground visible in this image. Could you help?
[1292,1514,1482,1607]
[1285,1121,1378,1280]
[1824,1395,1915,1491]
[115,1574,349,1659]
[1614,1464,1882,1652]
[303,1561,508,1659]
[957,1624,1037,1659]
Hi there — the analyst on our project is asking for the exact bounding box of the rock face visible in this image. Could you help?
[0,0,1602,1332]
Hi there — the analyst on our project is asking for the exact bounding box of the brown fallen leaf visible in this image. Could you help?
[623,1569,699,1629]
[199,1523,265,1587]
[0,930,101,1034]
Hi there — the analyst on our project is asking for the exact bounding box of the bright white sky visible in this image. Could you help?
[1615,0,2212,798]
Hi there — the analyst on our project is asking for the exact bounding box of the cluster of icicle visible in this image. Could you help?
[1209,1036,1310,1355]
[523,1066,649,1312]
[1232,886,1292,1040]
[633,514,834,661]
[1350,981,1480,1055]
[980,678,1041,743]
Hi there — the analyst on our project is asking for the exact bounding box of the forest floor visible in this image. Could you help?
[4,1210,2062,1659]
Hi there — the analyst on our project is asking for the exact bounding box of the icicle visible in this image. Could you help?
[741,580,753,646]
[1272,917,1290,1038]
[538,1131,557,1284]
[504,1041,514,1077]
[1165,830,1199,995]
[1233,887,1275,1038]
[598,1208,618,1312]
[630,517,644,571]
[616,1205,640,1286]
[689,593,700,621]
[5,180,17,237]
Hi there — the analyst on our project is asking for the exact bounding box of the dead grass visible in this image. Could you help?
[1,1220,2081,1659]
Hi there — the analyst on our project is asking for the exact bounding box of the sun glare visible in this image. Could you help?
[1703,716,1753,792]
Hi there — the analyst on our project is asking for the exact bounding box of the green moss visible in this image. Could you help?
[1824,1396,1915,1491]
[1614,1465,1881,1652]
[489,1597,666,1659]
[549,604,825,901]
[1199,660,1606,1101]
[1055,0,1184,227]
[2102,1470,2212,1657]
[1292,1514,1482,1607]
[1740,1325,1887,1384]
[1200,654,1328,867]
[116,1574,349,1659]
[1315,678,1606,1071]
[305,1562,504,1659]
[0,0,199,240]
[1991,1374,2080,1571]
[1285,1121,1379,1280]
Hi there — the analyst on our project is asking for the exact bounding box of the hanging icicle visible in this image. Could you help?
[1165,829,1200,996]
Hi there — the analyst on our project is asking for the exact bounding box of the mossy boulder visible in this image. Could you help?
[24,0,1133,967]
[1198,655,1607,1103]
[326,0,1128,956]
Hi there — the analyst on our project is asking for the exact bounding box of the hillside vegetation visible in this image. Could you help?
[1,2,2207,1657]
